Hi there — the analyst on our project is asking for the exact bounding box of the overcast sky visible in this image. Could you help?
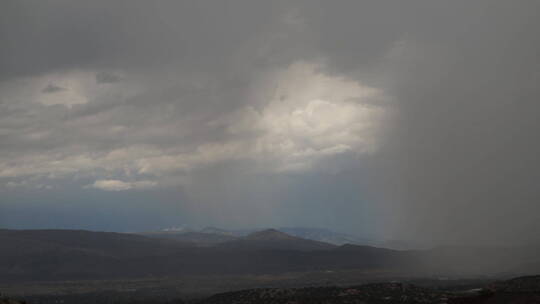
[1,1,539,246]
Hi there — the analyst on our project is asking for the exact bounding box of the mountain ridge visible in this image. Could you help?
[216,229,337,251]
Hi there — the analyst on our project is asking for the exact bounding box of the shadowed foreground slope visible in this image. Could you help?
[196,276,540,304]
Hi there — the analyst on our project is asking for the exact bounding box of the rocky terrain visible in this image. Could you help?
[195,276,540,304]
[0,297,24,304]
[197,283,452,304]
[3,275,539,304]
[452,275,540,304]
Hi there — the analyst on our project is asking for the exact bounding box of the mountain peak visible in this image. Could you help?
[200,227,234,236]
[245,229,297,241]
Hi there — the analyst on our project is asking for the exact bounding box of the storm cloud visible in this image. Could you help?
[0,1,539,246]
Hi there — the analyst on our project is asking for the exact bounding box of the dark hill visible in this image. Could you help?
[244,229,297,240]
[0,229,419,281]
[217,229,336,251]
[140,231,237,246]
[200,227,236,236]
[0,229,194,257]
[279,227,376,246]
[6,229,537,282]
[0,229,195,281]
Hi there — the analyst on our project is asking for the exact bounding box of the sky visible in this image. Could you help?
[1,1,539,246]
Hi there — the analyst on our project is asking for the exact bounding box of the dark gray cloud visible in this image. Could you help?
[95,72,121,84]
[1,0,539,248]
[42,83,66,93]
[0,1,300,80]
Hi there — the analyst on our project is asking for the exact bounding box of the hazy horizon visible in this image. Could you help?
[1,1,539,248]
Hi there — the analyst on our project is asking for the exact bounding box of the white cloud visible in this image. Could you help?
[0,61,388,190]
[87,179,157,191]
[225,61,386,172]
[5,181,26,188]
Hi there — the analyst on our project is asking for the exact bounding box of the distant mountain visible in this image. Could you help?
[0,229,416,281]
[278,227,376,246]
[161,226,190,232]
[141,231,237,246]
[277,227,423,250]
[244,229,298,241]
[376,239,430,250]
[145,226,375,246]
[141,227,340,249]
[2,229,537,282]
[200,226,237,236]
[217,229,337,251]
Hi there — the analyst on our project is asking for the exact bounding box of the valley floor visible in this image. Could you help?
[0,270,498,304]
